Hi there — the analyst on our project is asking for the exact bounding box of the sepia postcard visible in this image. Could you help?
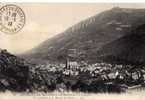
[0,3,145,100]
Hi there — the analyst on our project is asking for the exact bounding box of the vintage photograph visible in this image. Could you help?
[0,3,145,99]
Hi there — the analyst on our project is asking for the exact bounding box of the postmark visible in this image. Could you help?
[0,4,25,34]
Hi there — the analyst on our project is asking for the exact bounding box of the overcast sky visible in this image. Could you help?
[0,3,145,54]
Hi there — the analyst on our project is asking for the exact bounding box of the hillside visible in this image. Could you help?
[0,49,30,91]
[22,7,145,64]
[97,24,145,65]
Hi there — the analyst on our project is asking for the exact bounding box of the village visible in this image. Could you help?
[28,49,145,93]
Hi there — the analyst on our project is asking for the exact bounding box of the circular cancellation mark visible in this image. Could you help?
[0,4,25,34]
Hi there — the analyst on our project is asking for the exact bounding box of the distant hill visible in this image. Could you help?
[21,7,145,64]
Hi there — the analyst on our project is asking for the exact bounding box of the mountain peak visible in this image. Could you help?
[111,7,145,13]
[111,7,121,10]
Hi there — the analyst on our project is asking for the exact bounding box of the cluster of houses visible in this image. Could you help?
[33,62,140,82]
[28,61,144,92]
[28,48,145,92]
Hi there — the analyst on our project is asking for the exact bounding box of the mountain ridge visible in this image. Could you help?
[21,7,145,64]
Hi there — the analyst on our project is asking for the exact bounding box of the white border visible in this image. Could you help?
[1,0,145,3]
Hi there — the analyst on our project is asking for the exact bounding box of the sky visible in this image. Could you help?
[0,3,145,54]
